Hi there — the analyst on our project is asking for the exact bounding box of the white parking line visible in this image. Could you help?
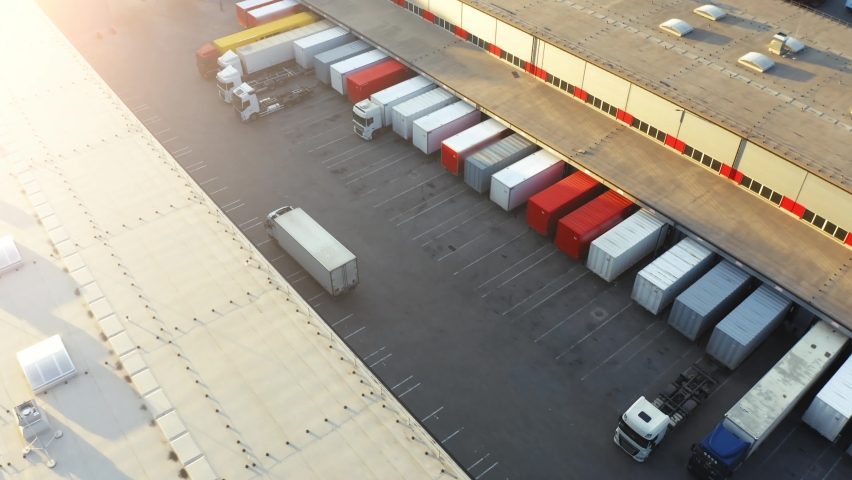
[323,137,392,165]
[392,375,414,390]
[515,271,591,319]
[307,292,325,302]
[494,256,570,302]
[346,152,416,185]
[344,326,365,340]
[122,94,140,101]
[271,254,287,262]
[580,319,657,381]
[173,147,191,155]
[437,231,489,261]
[332,314,353,327]
[307,133,351,152]
[286,269,303,278]
[208,186,228,195]
[397,383,420,398]
[243,222,262,230]
[174,150,193,158]
[115,88,133,95]
[422,205,496,247]
[476,245,548,290]
[611,327,669,367]
[160,136,179,144]
[422,406,443,421]
[291,275,308,284]
[762,425,798,465]
[389,184,465,223]
[455,230,528,275]
[363,346,385,359]
[237,216,257,226]
[341,148,409,179]
[188,164,206,173]
[534,291,604,343]
[224,203,244,213]
[200,177,218,185]
[369,353,392,367]
[468,454,489,470]
[396,187,467,226]
[297,124,348,144]
[282,107,350,134]
[131,104,148,112]
[441,427,462,444]
[221,199,241,208]
[475,462,498,479]
[820,454,843,480]
[256,239,270,246]
[153,128,170,135]
[184,160,203,168]
[376,171,449,209]
[412,199,488,241]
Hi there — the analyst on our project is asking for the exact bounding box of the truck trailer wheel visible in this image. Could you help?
[250,113,258,122]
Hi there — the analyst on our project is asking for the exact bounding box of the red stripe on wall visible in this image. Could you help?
[780,196,795,212]
[423,11,435,22]
[674,140,686,153]
[537,68,547,80]
[845,232,852,247]
[719,164,732,178]
[493,45,502,57]
[574,88,587,101]
[791,203,806,218]
[455,26,467,38]
[616,109,625,121]
[664,134,677,148]
[622,112,634,125]
[732,170,744,183]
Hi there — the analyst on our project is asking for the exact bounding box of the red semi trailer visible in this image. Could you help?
[527,171,605,236]
[236,0,280,28]
[554,190,635,259]
[346,60,415,104]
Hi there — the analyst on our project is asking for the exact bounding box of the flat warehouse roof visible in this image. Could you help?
[472,0,852,192]
[300,0,852,328]
[0,1,464,478]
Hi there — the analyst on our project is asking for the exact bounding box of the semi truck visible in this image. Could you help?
[196,12,319,79]
[216,20,330,102]
[615,361,718,462]
[687,321,848,479]
[265,206,358,296]
[234,83,315,122]
[352,76,436,140]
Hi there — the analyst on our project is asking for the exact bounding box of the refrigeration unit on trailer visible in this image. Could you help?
[294,27,355,69]
[314,40,373,84]
[265,206,358,295]
[197,13,319,78]
[526,171,606,237]
[554,190,635,259]
[346,60,415,104]
[803,353,852,443]
[705,285,793,370]
[412,101,480,154]
[586,209,667,283]
[490,150,564,212]
[668,261,752,341]
[615,362,719,462]
[688,322,847,479]
[353,76,436,140]
[441,119,510,175]
[464,134,537,194]
[391,89,458,140]
[632,237,714,315]
[329,50,390,95]
[246,0,304,28]
[236,0,280,28]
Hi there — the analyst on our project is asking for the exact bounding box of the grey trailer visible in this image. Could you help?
[313,40,372,84]
[464,134,537,193]
[586,209,667,282]
[803,353,852,443]
[265,207,358,296]
[293,27,355,69]
[706,285,792,370]
[632,237,714,315]
[668,261,752,341]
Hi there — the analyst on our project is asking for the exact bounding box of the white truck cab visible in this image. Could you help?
[353,100,382,140]
[217,51,243,76]
[216,65,243,103]
[614,397,669,462]
[232,84,259,122]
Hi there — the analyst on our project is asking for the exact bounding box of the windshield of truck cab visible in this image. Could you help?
[352,111,368,127]
[618,419,653,448]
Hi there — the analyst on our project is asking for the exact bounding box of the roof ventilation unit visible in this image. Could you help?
[768,33,805,55]
[693,5,727,21]
[0,234,22,274]
[738,52,775,73]
[16,399,63,468]
[17,335,78,394]
[659,19,694,37]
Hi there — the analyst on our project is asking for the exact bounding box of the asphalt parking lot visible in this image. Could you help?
[39,0,852,478]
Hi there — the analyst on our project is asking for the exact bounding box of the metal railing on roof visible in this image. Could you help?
[777,0,852,28]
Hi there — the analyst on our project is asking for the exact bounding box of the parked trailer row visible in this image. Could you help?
[465,134,537,194]
[245,0,303,29]
[413,101,480,154]
[688,321,848,479]
[441,119,510,175]
[587,209,668,283]
[555,190,635,259]
[392,89,457,140]
[632,237,715,315]
[353,76,436,140]
[527,172,606,237]
[490,150,564,212]
[294,27,355,69]
[803,353,852,443]
[330,50,390,95]
[314,40,373,84]
[347,59,415,103]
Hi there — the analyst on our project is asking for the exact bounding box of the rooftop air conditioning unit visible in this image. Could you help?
[768,33,805,55]
[16,399,63,468]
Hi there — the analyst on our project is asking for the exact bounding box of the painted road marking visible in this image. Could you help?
[475,462,498,479]
[237,216,256,227]
[200,177,218,185]
[397,383,420,397]
[455,229,528,275]
[208,186,228,195]
[344,326,365,340]
[332,314,354,327]
[392,376,414,390]
[580,319,656,381]
[422,406,443,421]
[441,427,463,444]
[535,290,606,343]
[377,171,449,209]
[369,353,392,367]
[363,346,385,360]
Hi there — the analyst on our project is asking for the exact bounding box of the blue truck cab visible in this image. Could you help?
[687,421,749,479]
